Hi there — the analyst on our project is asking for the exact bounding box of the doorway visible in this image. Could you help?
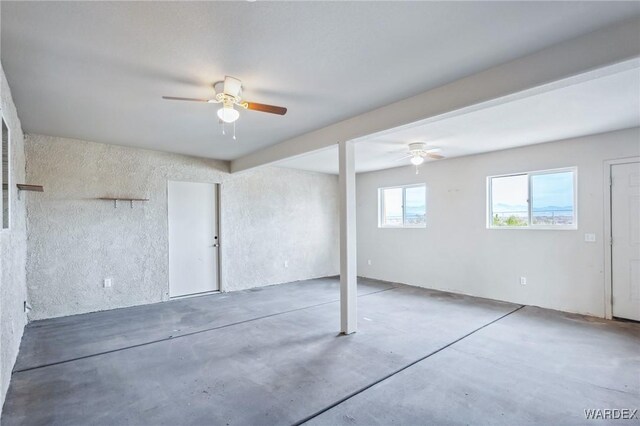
[168,180,220,298]
[610,160,640,321]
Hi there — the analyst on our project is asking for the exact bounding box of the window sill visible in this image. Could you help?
[487,226,578,231]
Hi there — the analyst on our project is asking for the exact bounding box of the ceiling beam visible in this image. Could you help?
[230,17,640,174]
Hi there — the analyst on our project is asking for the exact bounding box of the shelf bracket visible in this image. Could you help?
[16,184,44,200]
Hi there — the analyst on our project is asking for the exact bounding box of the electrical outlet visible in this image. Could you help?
[284,260,289,268]
[584,233,596,242]
[367,259,372,266]
[104,278,112,288]
[520,277,527,286]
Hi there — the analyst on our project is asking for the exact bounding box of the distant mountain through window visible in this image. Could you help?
[379,184,426,228]
[489,169,576,228]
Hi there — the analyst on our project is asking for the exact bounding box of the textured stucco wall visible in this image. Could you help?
[0,63,28,409]
[25,134,339,320]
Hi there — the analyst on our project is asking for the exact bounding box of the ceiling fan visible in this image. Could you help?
[163,76,287,138]
[396,142,445,173]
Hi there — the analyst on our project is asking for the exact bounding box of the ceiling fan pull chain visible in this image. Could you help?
[222,121,226,136]
[233,121,236,140]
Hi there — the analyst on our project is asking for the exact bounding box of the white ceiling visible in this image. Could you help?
[277,66,640,174]
[2,2,639,160]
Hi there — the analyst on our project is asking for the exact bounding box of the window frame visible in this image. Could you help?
[1,113,10,232]
[487,167,578,230]
[378,183,426,229]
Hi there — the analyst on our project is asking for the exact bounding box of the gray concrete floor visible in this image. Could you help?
[2,277,638,425]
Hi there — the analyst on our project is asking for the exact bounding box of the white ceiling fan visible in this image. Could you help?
[163,76,287,139]
[396,142,445,173]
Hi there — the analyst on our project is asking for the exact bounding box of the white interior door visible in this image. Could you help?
[168,180,219,298]
[611,161,640,321]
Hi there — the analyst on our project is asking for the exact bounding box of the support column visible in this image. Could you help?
[339,140,357,334]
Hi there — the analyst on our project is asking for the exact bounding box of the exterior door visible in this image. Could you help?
[168,181,219,298]
[611,161,640,321]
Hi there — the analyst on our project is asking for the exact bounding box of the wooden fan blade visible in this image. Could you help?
[245,102,287,115]
[427,153,445,160]
[162,96,210,102]
[425,147,442,153]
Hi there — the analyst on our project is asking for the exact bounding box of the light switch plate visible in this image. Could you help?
[584,233,596,242]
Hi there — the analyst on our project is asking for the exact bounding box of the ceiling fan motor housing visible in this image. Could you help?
[408,142,427,154]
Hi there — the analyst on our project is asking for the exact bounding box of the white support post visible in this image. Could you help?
[339,140,357,334]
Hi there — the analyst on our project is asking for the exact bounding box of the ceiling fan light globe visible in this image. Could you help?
[410,156,424,166]
[217,107,240,123]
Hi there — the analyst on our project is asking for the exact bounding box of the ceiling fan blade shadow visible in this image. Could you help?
[162,96,210,102]
[378,141,410,149]
[248,88,331,103]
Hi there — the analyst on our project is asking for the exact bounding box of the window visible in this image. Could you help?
[488,168,576,229]
[1,117,8,230]
[379,184,426,228]
[490,174,529,227]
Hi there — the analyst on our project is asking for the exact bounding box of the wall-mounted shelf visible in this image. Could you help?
[98,197,149,208]
[17,184,44,192]
[16,184,44,200]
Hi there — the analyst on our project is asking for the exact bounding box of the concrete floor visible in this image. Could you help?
[2,277,638,425]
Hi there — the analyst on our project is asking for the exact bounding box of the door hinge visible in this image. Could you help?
[610,237,613,246]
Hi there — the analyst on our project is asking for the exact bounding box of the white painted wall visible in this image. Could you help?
[356,127,640,317]
[0,63,28,409]
[25,134,339,320]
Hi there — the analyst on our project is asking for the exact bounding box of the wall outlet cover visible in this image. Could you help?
[104,278,112,288]
[520,277,527,285]
[584,233,597,242]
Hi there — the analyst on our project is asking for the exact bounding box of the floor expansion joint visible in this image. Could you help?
[292,304,526,426]
[13,286,398,374]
